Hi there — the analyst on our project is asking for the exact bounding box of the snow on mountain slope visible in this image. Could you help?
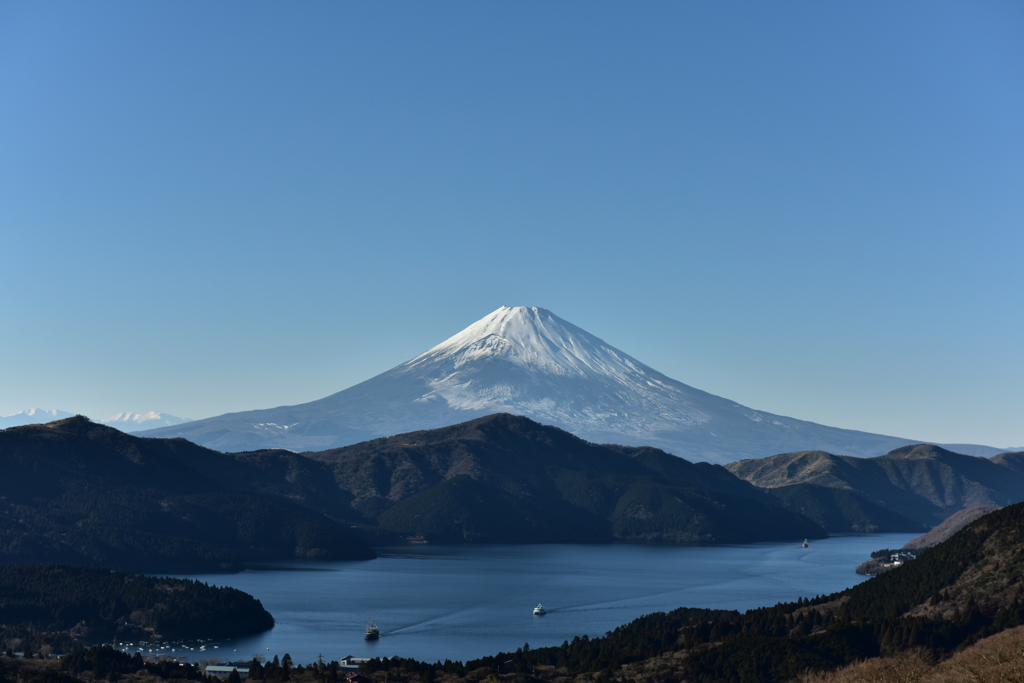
[138,306,930,463]
[397,306,713,432]
[0,409,75,429]
[0,409,193,432]
[102,411,193,431]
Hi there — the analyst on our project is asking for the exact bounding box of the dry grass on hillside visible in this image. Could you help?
[794,624,1024,683]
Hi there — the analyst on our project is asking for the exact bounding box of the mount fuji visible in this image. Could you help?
[138,306,930,463]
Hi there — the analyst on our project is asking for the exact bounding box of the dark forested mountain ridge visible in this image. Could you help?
[760,483,925,533]
[725,444,1024,525]
[2,413,927,558]
[304,413,827,544]
[0,417,374,572]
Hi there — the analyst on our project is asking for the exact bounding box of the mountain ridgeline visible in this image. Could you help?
[0,417,375,572]
[726,445,1024,526]
[4,413,1019,573]
[301,413,828,544]
[0,415,857,570]
[0,415,833,560]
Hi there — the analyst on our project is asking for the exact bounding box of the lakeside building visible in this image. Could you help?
[340,656,370,670]
[205,664,249,679]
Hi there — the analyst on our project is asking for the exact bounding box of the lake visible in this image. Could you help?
[140,535,913,666]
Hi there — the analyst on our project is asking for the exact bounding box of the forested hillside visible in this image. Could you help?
[1,414,928,561]
[760,483,923,533]
[0,564,273,652]
[726,445,1024,525]
[306,413,827,544]
[0,418,374,572]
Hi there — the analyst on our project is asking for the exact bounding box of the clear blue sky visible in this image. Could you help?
[2,2,1022,447]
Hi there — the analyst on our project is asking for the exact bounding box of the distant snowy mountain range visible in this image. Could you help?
[136,306,1015,463]
[0,409,76,429]
[0,409,192,432]
[102,411,194,430]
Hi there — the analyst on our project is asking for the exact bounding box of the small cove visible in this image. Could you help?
[145,535,914,665]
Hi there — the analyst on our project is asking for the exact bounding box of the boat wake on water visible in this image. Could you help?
[544,584,712,614]
[544,604,637,614]
[384,606,483,636]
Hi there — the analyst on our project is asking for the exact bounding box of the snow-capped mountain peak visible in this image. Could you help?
[407,306,646,379]
[102,411,193,431]
[0,409,75,429]
[105,411,165,425]
[17,408,70,419]
[394,306,699,427]
[0,409,194,432]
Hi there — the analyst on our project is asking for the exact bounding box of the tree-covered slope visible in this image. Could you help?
[0,418,375,572]
[5,413,926,558]
[763,483,925,533]
[726,445,1024,525]
[0,564,273,645]
[307,413,827,544]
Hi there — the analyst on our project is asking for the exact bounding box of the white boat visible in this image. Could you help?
[802,539,809,548]
[533,603,546,615]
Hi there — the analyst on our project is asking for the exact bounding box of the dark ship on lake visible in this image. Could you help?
[364,620,379,640]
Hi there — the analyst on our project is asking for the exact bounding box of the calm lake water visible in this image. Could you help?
[142,535,914,666]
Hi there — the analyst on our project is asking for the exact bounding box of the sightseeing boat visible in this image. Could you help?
[364,620,380,640]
